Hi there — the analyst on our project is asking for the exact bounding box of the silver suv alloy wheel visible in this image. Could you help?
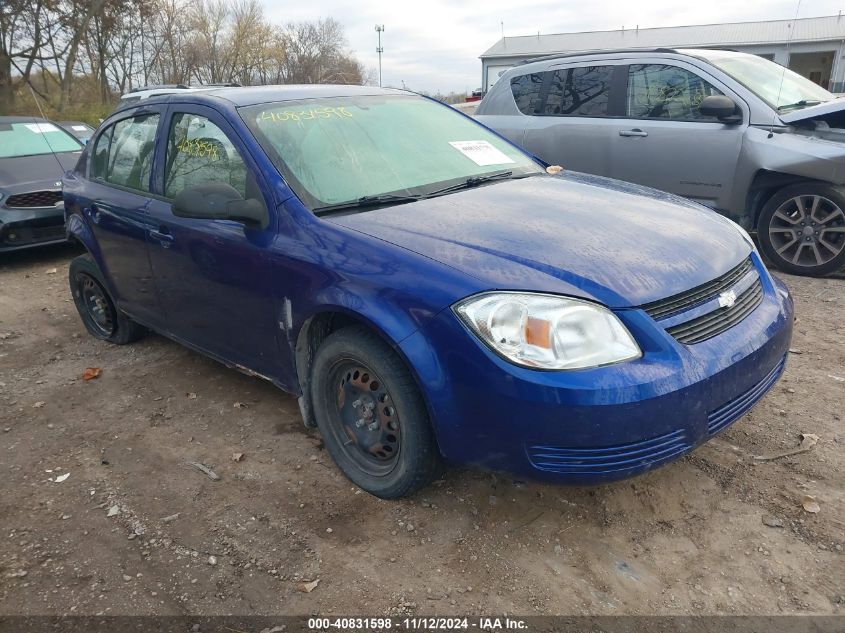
[768,195,845,269]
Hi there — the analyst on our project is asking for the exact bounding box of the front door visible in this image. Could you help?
[145,106,281,378]
[609,62,746,211]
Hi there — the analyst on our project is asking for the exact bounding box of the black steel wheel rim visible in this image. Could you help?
[769,195,845,268]
[326,360,401,477]
[76,273,115,336]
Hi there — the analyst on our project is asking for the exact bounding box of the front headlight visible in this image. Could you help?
[454,292,641,370]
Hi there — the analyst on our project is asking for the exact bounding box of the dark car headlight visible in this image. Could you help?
[454,292,642,370]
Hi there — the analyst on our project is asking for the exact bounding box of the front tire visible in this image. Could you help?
[310,325,443,499]
[69,254,146,344]
[757,183,845,276]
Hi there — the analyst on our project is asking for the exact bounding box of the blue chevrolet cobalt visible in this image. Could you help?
[62,85,793,498]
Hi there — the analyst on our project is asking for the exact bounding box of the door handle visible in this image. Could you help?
[619,129,648,137]
[87,203,104,223]
[149,228,174,246]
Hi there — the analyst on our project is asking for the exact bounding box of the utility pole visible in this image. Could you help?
[375,25,385,87]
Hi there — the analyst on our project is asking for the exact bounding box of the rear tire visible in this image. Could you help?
[757,183,845,277]
[310,325,443,499]
[69,254,146,345]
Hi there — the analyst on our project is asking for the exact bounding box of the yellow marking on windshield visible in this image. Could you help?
[257,107,353,123]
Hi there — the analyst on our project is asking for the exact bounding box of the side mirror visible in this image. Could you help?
[699,95,742,123]
[172,182,268,229]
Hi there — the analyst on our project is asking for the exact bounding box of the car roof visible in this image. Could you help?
[120,86,213,98]
[517,46,746,67]
[504,47,757,81]
[117,84,409,112]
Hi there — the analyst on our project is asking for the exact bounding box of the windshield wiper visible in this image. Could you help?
[313,193,420,216]
[422,170,524,198]
[313,171,539,215]
[777,99,824,112]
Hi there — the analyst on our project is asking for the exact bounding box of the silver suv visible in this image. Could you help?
[476,48,845,276]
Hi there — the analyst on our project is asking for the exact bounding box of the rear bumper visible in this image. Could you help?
[0,206,67,252]
[400,258,793,484]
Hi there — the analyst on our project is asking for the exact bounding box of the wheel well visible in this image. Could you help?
[294,311,385,428]
[746,170,827,229]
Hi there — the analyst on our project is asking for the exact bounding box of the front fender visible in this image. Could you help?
[732,126,845,223]
[278,218,483,429]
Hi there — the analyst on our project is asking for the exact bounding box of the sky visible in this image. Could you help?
[260,1,845,93]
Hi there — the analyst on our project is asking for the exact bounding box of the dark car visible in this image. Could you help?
[58,121,97,144]
[62,86,792,499]
[1,116,83,252]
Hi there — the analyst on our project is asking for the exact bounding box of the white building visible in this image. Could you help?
[480,14,845,93]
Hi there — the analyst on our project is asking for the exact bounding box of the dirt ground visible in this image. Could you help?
[0,243,842,618]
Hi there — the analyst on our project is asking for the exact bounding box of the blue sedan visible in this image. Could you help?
[62,85,793,498]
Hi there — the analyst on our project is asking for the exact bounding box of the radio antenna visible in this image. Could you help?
[26,83,70,175]
[769,0,803,138]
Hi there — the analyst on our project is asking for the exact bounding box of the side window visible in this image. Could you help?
[93,114,159,191]
[544,66,614,116]
[164,113,248,200]
[627,64,724,121]
[108,116,159,190]
[510,73,545,115]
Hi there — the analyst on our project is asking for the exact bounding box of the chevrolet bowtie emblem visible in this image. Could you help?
[718,289,737,309]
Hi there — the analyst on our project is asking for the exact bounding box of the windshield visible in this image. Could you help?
[705,53,833,111]
[0,121,82,158]
[241,94,541,210]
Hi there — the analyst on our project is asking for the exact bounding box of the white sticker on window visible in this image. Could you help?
[71,125,88,131]
[24,123,61,134]
[449,140,514,166]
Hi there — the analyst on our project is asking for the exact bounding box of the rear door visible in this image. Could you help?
[145,105,280,377]
[82,108,164,326]
[608,60,747,210]
[521,62,626,176]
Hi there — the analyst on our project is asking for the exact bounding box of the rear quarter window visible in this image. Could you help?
[510,73,545,115]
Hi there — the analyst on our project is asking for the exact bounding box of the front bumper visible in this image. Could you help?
[399,256,793,484]
[0,204,67,252]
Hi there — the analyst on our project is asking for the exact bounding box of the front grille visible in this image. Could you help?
[5,190,63,209]
[641,258,754,320]
[666,278,763,345]
[526,428,690,475]
[707,355,787,436]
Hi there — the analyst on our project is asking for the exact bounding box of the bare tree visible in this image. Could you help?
[0,0,66,112]
[1,0,365,117]
[58,0,107,110]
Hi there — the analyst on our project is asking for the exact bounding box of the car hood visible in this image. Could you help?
[0,151,80,192]
[329,173,751,308]
[779,97,845,125]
